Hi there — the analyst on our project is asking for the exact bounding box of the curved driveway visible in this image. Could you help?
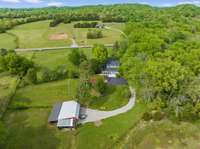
[79,87,136,124]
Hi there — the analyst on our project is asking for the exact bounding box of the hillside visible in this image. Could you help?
[0,4,200,149]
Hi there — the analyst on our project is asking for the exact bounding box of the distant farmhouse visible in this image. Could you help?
[102,59,128,85]
[48,101,80,128]
[102,59,120,78]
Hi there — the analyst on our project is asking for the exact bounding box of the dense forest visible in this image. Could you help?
[1,4,200,32]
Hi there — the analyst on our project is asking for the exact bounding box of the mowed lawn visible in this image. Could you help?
[9,20,72,48]
[10,79,79,107]
[8,20,124,48]
[0,33,18,49]
[89,85,130,110]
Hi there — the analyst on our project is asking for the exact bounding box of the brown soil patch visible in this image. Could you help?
[94,120,103,127]
[48,33,68,41]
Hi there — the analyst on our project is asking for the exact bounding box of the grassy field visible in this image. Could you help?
[89,85,130,110]
[18,48,93,69]
[115,120,200,149]
[3,108,75,149]
[5,20,124,49]
[0,33,18,49]
[1,75,147,149]
[10,79,79,108]
[3,100,148,149]
[0,73,17,99]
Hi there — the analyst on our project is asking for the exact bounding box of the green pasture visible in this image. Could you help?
[3,20,124,49]
[3,100,148,149]
[0,33,17,49]
[10,79,78,108]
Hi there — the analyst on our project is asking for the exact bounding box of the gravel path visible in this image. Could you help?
[79,87,136,124]
[15,44,114,52]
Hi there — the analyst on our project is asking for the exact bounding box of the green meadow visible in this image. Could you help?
[0,20,124,49]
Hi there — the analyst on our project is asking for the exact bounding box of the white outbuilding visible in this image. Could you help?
[48,100,80,128]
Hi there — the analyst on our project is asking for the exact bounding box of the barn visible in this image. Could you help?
[48,100,80,128]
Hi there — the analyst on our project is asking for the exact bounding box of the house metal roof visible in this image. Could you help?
[106,59,120,68]
[48,102,62,122]
[107,77,128,85]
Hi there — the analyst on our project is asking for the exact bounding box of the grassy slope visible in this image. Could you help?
[9,20,72,48]
[3,108,75,149]
[18,48,93,69]
[116,120,200,149]
[0,74,17,99]
[0,33,17,49]
[8,20,124,48]
[3,100,148,149]
[2,75,147,149]
[89,85,130,110]
[76,101,148,149]
[10,79,78,107]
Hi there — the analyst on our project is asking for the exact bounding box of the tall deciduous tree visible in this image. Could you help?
[92,44,108,64]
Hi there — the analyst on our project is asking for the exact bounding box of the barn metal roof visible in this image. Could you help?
[58,101,80,120]
[57,118,74,128]
[48,102,62,122]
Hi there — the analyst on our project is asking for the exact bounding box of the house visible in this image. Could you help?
[48,100,80,128]
[102,59,120,78]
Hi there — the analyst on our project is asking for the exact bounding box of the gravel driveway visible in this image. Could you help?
[79,87,136,124]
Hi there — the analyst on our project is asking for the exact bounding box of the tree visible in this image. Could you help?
[68,49,87,66]
[76,62,91,105]
[92,44,108,64]
[88,59,101,74]
[25,68,37,84]
[0,48,8,56]
[0,53,34,76]
[93,76,107,95]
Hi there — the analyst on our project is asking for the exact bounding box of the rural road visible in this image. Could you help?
[79,87,136,124]
[15,44,114,52]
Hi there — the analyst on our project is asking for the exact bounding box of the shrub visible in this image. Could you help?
[87,29,103,39]
[152,111,165,121]
[49,18,63,27]
[74,22,98,28]
[25,68,37,84]
[93,76,107,95]
[142,112,152,121]
[68,69,79,78]
[122,87,131,98]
